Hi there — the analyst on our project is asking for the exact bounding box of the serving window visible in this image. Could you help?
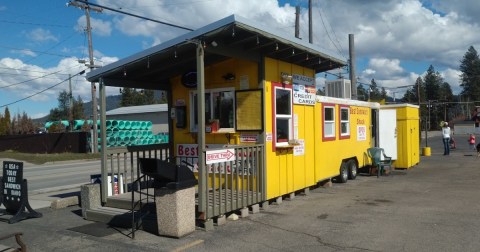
[272,83,293,149]
[323,104,336,141]
[190,88,235,132]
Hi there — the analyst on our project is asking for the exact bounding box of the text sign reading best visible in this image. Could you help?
[3,161,23,204]
[206,149,236,164]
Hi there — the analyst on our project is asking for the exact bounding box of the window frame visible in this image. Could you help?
[189,87,235,132]
[322,103,336,141]
[339,105,350,139]
[271,82,293,150]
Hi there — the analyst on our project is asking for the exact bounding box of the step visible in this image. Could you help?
[85,206,157,234]
[105,190,155,210]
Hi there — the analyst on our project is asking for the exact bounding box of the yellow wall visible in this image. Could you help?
[170,56,377,200]
[171,58,259,147]
[314,102,373,182]
[395,105,420,169]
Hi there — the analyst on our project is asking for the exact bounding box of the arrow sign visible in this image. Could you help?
[206,149,236,164]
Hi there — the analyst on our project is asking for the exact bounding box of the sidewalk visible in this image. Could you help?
[1,134,480,251]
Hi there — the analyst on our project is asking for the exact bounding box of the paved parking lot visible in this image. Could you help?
[1,133,480,251]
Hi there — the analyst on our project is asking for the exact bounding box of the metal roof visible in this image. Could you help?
[87,14,347,89]
[106,104,168,116]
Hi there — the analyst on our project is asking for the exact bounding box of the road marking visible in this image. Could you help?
[170,239,204,252]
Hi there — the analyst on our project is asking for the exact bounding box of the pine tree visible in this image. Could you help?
[459,46,480,109]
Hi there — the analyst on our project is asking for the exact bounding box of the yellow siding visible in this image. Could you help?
[314,104,373,182]
[171,58,259,147]
[395,105,420,169]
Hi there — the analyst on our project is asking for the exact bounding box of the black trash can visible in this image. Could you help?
[138,158,197,189]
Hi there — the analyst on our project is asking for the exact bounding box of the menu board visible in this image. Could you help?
[235,89,263,131]
[2,161,23,212]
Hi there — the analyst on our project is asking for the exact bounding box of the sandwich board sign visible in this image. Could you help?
[1,161,42,223]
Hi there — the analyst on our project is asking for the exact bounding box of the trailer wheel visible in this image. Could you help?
[347,160,358,180]
[336,162,348,183]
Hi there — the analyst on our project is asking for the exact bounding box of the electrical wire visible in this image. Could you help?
[0,69,87,109]
[0,70,62,89]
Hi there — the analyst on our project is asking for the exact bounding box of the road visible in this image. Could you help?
[1,159,101,193]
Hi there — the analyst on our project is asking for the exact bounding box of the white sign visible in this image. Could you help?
[293,74,315,86]
[293,74,316,105]
[240,134,258,143]
[266,133,273,142]
[293,139,305,156]
[206,149,236,164]
[357,125,367,141]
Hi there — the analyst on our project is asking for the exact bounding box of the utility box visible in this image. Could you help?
[382,104,420,169]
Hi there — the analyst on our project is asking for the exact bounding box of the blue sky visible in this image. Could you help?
[1,0,480,119]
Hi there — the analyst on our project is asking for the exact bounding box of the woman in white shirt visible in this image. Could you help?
[442,122,451,155]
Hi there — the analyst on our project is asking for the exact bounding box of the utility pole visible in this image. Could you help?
[308,0,312,43]
[67,0,103,153]
[295,6,300,38]
[69,74,73,132]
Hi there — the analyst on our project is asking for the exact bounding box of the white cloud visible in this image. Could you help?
[25,28,58,43]
[76,16,112,37]
[11,49,37,57]
[0,55,119,105]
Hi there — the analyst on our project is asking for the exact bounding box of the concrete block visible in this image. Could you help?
[50,196,79,209]
[239,207,249,218]
[215,215,226,226]
[320,180,332,188]
[155,187,196,238]
[227,213,239,221]
[287,193,295,200]
[275,197,283,205]
[203,219,214,231]
[80,184,101,219]
[261,201,269,210]
[303,187,310,196]
[250,204,260,214]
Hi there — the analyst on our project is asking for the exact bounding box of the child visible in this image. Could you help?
[469,134,476,150]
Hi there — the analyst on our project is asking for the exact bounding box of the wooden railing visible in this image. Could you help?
[195,144,266,219]
[101,144,171,203]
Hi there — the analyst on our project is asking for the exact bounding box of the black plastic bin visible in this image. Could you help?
[138,158,198,190]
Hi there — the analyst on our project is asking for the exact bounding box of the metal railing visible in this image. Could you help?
[102,143,171,203]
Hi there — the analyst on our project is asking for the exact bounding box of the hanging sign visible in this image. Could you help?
[293,74,316,105]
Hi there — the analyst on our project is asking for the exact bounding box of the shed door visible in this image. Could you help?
[379,109,397,160]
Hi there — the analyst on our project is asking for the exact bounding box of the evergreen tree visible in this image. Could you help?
[72,95,85,120]
[459,46,480,109]
[120,88,158,106]
[0,112,4,135]
[5,107,11,135]
[369,79,382,100]
[356,84,368,101]
[424,65,442,101]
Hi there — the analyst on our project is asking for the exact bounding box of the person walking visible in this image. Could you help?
[442,122,451,155]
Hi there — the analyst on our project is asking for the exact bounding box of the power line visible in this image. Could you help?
[69,0,194,31]
[0,19,71,28]
[0,70,62,89]
[0,69,86,109]
[0,44,73,58]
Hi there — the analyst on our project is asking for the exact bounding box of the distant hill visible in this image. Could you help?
[33,95,122,124]
[83,95,122,118]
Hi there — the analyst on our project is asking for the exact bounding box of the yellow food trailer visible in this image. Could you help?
[86,15,418,226]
